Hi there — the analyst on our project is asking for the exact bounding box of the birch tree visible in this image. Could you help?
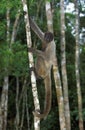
[21,0,40,130]
[0,8,10,130]
[0,4,27,129]
[74,0,84,130]
[60,0,71,130]
[45,1,66,130]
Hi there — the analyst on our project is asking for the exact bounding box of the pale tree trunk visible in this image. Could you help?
[9,9,21,129]
[0,8,10,130]
[0,76,9,130]
[11,9,21,44]
[45,1,66,130]
[21,0,40,130]
[74,1,84,130]
[60,0,71,130]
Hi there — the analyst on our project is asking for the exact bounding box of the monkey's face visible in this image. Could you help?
[44,32,53,43]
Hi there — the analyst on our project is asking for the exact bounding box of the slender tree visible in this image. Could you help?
[0,8,10,130]
[15,77,20,130]
[0,7,21,130]
[21,0,40,130]
[74,0,84,130]
[11,9,21,44]
[45,1,66,130]
[60,0,71,130]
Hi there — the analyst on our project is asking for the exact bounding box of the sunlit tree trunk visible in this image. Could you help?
[21,0,40,130]
[0,8,10,130]
[74,1,84,130]
[45,1,66,130]
[60,0,71,130]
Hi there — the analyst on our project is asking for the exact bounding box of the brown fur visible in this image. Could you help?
[29,18,55,119]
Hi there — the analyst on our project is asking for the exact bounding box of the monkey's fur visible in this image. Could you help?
[29,18,55,119]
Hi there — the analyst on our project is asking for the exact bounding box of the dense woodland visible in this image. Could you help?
[0,0,85,130]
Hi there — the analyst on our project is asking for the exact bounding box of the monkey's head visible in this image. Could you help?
[44,32,53,43]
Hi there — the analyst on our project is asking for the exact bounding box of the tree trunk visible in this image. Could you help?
[21,0,40,129]
[45,1,66,130]
[74,1,84,130]
[0,8,10,130]
[15,77,20,130]
[60,0,71,130]
[0,76,9,130]
[11,9,21,44]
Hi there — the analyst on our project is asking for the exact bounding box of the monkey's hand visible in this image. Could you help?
[28,47,35,53]
[33,109,41,117]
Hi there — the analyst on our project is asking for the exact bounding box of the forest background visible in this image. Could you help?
[0,0,85,130]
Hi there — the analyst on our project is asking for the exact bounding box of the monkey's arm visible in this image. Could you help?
[29,17,44,42]
[28,48,45,59]
[29,17,53,43]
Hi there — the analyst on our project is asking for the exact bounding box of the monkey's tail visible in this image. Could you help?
[33,72,51,119]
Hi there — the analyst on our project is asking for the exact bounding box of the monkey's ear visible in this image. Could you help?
[44,32,53,43]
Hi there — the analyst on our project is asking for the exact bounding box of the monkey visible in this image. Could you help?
[29,17,56,119]
[29,17,53,44]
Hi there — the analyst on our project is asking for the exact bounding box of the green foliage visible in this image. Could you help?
[0,44,9,76]
[41,109,59,130]
[0,43,29,79]
[0,21,6,40]
[0,0,85,129]
[10,43,29,76]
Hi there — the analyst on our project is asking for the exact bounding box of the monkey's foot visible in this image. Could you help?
[33,109,41,117]
[33,109,46,119]
[30,67,35,72]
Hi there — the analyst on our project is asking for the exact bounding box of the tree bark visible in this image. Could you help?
[0,76,9,130]
[21,0,40,130]
[60,0,71,130]
[74,1,84,130]
[11,9,21,44]
[45,1,66,130]
[0,8,10,130]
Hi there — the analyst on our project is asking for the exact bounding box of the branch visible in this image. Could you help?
[11,9,21,44]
